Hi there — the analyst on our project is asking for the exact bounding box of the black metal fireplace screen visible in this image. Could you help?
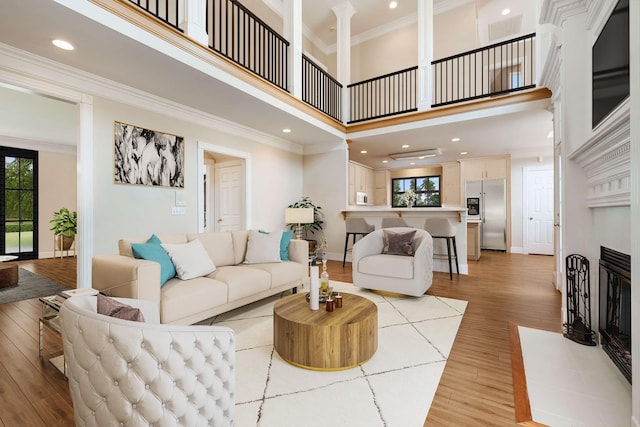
[599,246,631,383]
[564,254,596,346]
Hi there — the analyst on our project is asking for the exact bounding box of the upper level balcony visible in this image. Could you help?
[121,0,544,127]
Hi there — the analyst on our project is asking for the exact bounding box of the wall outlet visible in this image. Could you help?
[171,206,186,215]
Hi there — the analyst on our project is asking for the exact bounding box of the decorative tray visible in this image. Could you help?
[305,292,339,303]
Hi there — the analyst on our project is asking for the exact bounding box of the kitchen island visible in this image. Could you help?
[341,206,469,275]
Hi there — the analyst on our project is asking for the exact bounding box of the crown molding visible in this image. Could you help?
[0,43,303,155]
[539,0,588,26]
[569,99,631,208]
[539,34,561,101]
[0,134,77,155]
[586,0,617,33]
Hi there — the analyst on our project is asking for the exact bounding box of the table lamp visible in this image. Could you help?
[285,207,314,240]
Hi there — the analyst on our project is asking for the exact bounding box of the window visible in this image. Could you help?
[0,147,38,259]
[392,175,440,207]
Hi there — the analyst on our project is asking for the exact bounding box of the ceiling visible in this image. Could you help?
[0,0,552,169]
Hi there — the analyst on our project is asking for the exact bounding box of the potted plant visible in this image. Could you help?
[50,207,77,250]
[286,197,324,245]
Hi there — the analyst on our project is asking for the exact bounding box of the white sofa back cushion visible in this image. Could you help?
[244,230,283,264]
[187,231,235,267]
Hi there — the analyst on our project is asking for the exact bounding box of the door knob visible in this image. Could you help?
[217,218,223,223]
[529,217,533,220]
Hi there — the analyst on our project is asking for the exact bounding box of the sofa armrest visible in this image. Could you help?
[287,239,309,265]
[91,255,161,306]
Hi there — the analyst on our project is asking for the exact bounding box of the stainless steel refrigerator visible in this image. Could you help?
[465,179,507,251]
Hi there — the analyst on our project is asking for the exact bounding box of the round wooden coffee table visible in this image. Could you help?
[273,292,378,371]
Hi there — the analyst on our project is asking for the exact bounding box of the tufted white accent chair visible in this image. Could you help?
[60,295,235,427]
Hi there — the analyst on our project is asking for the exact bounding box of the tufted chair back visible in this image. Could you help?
[60,295,235,427]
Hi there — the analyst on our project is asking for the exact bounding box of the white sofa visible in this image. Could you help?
[92,231,308,325]
[352,227,433,297]
[60,295,235,426]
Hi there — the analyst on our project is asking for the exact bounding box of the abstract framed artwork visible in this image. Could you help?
[114,121,185,188]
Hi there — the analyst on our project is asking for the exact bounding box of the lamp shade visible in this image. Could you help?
[285,207,314,224]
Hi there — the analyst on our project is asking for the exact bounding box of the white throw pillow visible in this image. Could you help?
[161,239,216,280]
[244,230,283,264]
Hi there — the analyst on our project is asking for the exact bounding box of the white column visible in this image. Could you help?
[417,0,433,111]
[332,1,356,123]
[77,94,94,288]
[283,0,303,98]
[180,0,208,46]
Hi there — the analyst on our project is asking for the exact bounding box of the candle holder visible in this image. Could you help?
[325,297,334,312]
[335,293,343,308]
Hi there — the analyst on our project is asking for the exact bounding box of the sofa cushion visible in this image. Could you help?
[383,229,417,256]
[131,235,176,286]
[209,266,270,302]
[161,239,216,280]
[188,232,236,267]
[358,254,415,280]
[160,276,229,324]
[244,230,282,264]
[246,261,305,288]
[230,230,249,265]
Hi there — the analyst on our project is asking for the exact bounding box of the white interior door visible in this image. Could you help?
[525,167,554,255]
[214,162,243,231]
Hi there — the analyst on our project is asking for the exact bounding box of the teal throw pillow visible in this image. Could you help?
[259,229,294,260]
[280,230,293,260]
[131,235,176,286]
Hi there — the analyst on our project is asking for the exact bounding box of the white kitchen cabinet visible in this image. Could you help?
[349,161,375,205]
[374,169,390,205]
[441,162,461,206]
[461,156,508,182]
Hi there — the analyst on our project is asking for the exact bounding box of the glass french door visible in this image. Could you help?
[0,147,38,260]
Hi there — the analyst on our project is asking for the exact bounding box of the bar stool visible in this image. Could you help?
[424,218,459,280]
[343,218,375,267]
[381,217,410,228]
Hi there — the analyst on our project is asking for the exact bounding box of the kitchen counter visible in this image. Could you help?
[341,206,469,275]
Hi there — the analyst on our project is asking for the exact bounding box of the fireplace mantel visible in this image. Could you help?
[568,99,630,208]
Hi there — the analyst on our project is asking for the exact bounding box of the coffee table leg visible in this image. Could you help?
[39,320,43,359]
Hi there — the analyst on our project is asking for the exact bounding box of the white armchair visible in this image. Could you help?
[60,295,235,427]
[352,227,433,297]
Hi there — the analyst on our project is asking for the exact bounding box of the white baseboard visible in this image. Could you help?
[510,246,524,254]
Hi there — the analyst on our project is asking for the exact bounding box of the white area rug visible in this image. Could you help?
[200,281,467,427]
[518,326,632,427]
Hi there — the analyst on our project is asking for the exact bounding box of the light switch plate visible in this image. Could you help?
[171,206,186,215]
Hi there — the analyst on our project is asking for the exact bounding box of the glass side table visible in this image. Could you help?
[39,295,66,375]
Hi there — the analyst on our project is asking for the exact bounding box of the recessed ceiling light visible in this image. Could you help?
[501,8,510,16]
[409,162,416,165]
[460,151,468,155]
[360,150,367,154]
[52,39,74,50]
[382,160,389,164]
[389,1,398,9]
[401,144,410,148]
[451,137,460,142]
[282,128,291,133]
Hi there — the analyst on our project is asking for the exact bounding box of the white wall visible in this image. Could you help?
[92,97,303,255]
[303,145,348,259]
[510,157,553,253]
[39,151,77,256]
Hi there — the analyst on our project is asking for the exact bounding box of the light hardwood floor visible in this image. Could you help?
[0,252,559,426]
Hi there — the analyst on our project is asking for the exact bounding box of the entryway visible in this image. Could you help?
[524,166,554,255]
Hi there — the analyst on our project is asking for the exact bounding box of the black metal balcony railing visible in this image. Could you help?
[431,33,536,107]
[208,0,289,91]
[348,66,418,124]
[302,55,342,122]
[128,0,182,32]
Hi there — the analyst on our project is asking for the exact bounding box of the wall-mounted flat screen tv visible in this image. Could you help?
[592,0,629,129]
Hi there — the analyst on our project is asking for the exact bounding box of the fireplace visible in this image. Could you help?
[598,246,631,383]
